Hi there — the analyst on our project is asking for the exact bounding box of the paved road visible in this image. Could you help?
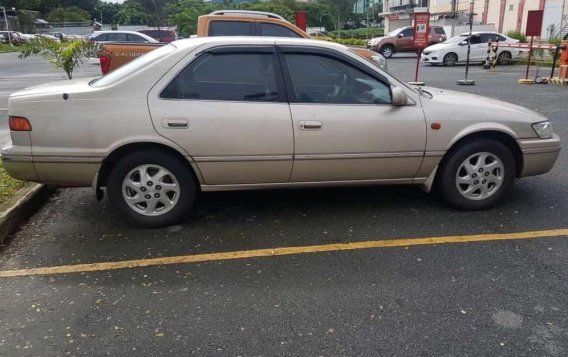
[0,54,567,356]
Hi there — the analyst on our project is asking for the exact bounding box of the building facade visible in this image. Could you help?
[381,0,568,38]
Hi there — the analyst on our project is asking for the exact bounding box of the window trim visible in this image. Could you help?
[158,45,288,103]
[277,45,392,105]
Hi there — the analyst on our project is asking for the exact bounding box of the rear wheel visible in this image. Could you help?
[380,45,394,58]
[437,139,516,210]
[443,52,458,66]
[107,150,196,227]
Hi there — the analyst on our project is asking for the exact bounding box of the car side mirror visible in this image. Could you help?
[391,87,408,106]
[398,33,404,38]
[459,40,467,46]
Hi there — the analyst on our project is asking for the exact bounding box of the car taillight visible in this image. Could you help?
[100,54,110,74]
[9,116,32,131]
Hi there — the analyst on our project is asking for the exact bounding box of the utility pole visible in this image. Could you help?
[1,7,13,46]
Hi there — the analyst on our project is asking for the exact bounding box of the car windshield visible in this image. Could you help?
[445,35,469,44]
[90,44,176,87]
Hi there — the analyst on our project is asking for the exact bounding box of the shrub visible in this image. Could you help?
[329,28,384,40]
[506,30,527,43]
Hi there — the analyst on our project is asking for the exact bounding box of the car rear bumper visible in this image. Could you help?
[1,145,101,187]
[518,134,561,177]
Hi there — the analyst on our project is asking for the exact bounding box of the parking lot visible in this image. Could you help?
[0,52,567,356]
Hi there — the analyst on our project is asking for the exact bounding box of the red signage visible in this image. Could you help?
[413,13,430,49]
[525,10,543,36]
[295,11,307,32]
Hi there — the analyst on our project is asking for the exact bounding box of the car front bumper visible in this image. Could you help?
[518,134,561,177]
[422,53,442,64]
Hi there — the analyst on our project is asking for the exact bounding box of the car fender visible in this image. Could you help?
[447,122,519,150]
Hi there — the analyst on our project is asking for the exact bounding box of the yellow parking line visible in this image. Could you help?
[0,228,567,278]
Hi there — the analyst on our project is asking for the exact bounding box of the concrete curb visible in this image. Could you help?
[0,184,55,245]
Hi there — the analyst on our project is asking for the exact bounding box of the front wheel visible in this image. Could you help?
[443,53,458,66]
[437,140,516,210]
[107,150,196,227]
[379,45,394,58]
[497,51,512,65]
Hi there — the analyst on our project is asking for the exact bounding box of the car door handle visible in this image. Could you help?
[162,118,189,129]
[299,120,322,130]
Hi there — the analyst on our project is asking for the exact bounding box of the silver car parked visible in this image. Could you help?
[1,37,561,227]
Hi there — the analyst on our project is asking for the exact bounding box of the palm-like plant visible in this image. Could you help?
[19,37,96,80]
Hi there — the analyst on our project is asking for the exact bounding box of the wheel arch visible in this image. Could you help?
[97,142,203,195]
[438,129,524,180]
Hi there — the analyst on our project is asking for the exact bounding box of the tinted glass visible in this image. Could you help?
[161,52,278,102]
[127,34,147,43]
[208,21,252,36]
[434,27,446,34]
[470,35,482,44]
[109,33,128,41]
[480,33,501,43]
[260,23,302,38]
[284,53,391,104]
[400,29,414,37]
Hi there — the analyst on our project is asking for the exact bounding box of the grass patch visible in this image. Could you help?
[0,43,19,53]
[0,164,26,206]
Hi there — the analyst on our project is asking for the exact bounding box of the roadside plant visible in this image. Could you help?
[506,30,527,43]
[18,37,96,80]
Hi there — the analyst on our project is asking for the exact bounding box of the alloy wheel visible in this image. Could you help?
[455,152,504,201]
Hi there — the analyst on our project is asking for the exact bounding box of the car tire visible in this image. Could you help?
[497,51,512,65]
[436,139,516,210]
[443,53,458,66]
[380,45,394,58]
[107,150,196,228]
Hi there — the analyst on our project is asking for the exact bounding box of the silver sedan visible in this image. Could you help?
[1,37,561,227]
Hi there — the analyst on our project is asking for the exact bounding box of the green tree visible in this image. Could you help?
[19,37,95,79]
[46,6,91,22]
[322,0,357,31]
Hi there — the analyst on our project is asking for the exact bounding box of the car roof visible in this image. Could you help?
[459,31,503,36]
[170,36,348,52]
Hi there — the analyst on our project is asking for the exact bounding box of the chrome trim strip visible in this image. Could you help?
[201,178,416,192]
[195,155,293,162]
[33,156,103,164]
[295,152,424,160]
[0,155,33,162]
[424,151,445,157]
[522,147,561,154]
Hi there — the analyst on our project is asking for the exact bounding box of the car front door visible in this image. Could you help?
[398,28,415,51]
[467,34,485,61]
[147,45,294,185]
[278,47,426,183]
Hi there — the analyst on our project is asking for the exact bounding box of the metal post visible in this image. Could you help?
[2,7,11,46]
[550,45,561,78]
[458,2,476,85]
[525,36,534,79]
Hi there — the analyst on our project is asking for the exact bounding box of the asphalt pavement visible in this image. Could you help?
[0,53,567,356]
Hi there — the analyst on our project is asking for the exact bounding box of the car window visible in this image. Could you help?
[480,33,501,43]
[499,35,507,42]
[208,21,252,36]
[108,33,128,42]
[127,34,147,43]
[94,33,108,41]
[161,52,278,102]
[283,53,391,105]
[433,27,445,35]
[91,44,176,87]
[260,23,302,38]
[470,35,482,44]
[400,28,414,37]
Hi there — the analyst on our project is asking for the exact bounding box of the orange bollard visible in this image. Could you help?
[560,42,568,66]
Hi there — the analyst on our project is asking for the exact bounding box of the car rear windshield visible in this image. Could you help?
[90,44,176,87]
[434,27,446,34]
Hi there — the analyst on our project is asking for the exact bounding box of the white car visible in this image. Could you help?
[422,32,521,66]
[89,30,159,44]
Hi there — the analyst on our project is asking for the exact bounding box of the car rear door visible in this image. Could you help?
[278,46,426,183]
[147,45,294,186]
